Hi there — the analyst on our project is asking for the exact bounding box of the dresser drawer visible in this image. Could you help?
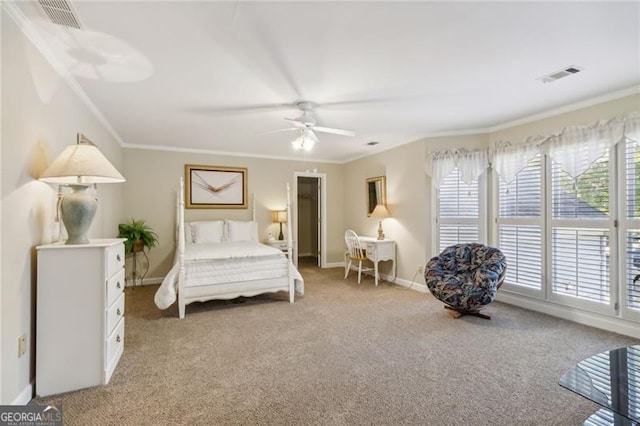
[106,269,125,308]
[365,243,375,258]
[106,243,125,278]
[106,292,125,336]
[106,318,125,367]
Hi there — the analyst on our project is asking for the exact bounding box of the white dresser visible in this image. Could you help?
[36,238,126,396]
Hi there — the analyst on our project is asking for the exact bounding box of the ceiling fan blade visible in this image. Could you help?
[283,118,308,128]
[312,126,356,137]
[256,127,298,135]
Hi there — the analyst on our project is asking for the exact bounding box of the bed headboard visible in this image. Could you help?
[177,177,292,258]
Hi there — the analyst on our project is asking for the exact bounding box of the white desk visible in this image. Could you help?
[346,236,396,286]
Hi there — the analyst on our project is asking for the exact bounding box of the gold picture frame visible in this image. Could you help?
[365,176,386,216]
[185,164,248,209]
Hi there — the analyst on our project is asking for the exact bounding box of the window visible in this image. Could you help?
[549,151,613,311]
[497,155,543,291]
[622,137,640,318]
[436,168,482,252]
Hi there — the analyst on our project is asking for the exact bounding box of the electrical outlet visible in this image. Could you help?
[18,334,27,358]
[416,265,424,274]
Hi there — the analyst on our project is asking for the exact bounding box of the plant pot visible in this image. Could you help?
[132,239,145,253]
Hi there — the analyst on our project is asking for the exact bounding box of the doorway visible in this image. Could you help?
[293,172,326,268]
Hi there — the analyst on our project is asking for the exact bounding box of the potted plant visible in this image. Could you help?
[117,219,159,254]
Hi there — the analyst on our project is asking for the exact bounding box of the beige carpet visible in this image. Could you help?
[34,262,638,425]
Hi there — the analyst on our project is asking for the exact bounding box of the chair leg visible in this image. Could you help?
[344,259,352,279]
[444,305,492,320]
[357,261,362,284]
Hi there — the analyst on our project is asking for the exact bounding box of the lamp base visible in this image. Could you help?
[61,184,97,244]
[377,221,385,240]
[278,223,284,241]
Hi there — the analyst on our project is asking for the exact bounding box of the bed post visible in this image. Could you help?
[178,177,186,318]
[286,182,294,303]
[252,192,256,222]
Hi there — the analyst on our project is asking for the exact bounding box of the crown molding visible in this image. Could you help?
[488,85,640,133]
[2,1,125,147]
[122,143,343,164]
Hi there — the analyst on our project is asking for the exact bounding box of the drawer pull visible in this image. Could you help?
[116,254,121,262]
[116,281,121,289]
[116,308,121,316]
[116,335,121,343]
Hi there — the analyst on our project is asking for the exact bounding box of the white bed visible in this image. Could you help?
[155,179,302,318]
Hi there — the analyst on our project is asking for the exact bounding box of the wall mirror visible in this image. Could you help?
[366,176,386,216]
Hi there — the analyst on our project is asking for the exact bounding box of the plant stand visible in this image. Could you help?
[127,249,149,289]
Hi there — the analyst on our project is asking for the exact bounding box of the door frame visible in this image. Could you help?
[293,172,327,268]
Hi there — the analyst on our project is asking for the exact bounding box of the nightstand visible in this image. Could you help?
[265,239,292,254]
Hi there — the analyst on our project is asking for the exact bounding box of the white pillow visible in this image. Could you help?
[191,220,225,244]
[227,220,258,242]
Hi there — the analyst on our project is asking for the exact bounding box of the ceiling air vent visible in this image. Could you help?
[537,65,583,83]
[367,141,380,146]
[38,0,83,29]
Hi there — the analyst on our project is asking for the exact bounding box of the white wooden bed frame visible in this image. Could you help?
[176,178,294,319]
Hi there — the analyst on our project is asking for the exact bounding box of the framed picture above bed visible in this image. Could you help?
[185,164,248,209]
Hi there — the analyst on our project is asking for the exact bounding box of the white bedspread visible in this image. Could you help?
[154,241,304,309]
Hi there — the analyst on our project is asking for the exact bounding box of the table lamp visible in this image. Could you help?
[39,133,126,244]
[272,210,287,240]
[371,204,390,240]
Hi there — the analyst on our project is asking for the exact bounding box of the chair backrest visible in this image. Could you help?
[344,230,367,259]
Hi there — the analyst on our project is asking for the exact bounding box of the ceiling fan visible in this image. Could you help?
[262,101,356,138]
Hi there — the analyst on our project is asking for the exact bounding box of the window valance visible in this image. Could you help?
[426,148,488,189]
[427,112,639,189]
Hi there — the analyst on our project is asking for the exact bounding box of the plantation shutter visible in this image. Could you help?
[497,155,543,290]
[437,168,479,253]
[550,152,612,306]
[624,137,640,313]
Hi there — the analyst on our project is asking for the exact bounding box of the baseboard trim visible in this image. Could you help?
[391,276,428,293]
[497,291,640,339]
[12,382,32,405]
[324,262,344,268]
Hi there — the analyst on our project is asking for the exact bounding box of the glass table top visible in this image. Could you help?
[559,345,640,424]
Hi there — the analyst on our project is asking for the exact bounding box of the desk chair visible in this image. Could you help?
[344,230,375,284]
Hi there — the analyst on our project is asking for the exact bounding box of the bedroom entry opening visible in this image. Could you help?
[294,173,326,269]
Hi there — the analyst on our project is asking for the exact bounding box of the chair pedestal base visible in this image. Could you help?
[444,305,492,320]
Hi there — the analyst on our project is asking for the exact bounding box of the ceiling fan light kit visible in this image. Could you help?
[291,128,318,152]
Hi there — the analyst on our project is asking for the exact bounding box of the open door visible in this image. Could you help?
[294,172,327,268]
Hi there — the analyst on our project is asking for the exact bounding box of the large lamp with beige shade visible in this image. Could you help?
[371,204,390,240]
[39,134,126,244]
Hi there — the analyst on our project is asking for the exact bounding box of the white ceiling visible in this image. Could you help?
[13,1,640,163]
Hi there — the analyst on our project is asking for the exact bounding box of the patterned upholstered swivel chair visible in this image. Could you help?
[425,243,507,319]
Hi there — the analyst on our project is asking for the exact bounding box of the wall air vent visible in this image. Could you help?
[537,65,583,83]
[39,0,83,29]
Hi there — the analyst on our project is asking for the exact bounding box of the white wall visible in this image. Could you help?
[121,148,344,278]
[343,133,488,284]
[1,11,124,404]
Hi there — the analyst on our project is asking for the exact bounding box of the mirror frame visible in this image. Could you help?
[365,176,386,217]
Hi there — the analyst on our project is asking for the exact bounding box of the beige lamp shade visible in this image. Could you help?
[39,134,125,184]
[371,204,390,218]
[272,210,288,223]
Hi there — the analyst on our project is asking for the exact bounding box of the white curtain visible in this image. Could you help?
[491,112,638,181]
[492,140,542,185]
[624,112,639,143]
[546,116,627,178]
[426,148,488,188]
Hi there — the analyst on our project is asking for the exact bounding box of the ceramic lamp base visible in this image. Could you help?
[61,184,97,244]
